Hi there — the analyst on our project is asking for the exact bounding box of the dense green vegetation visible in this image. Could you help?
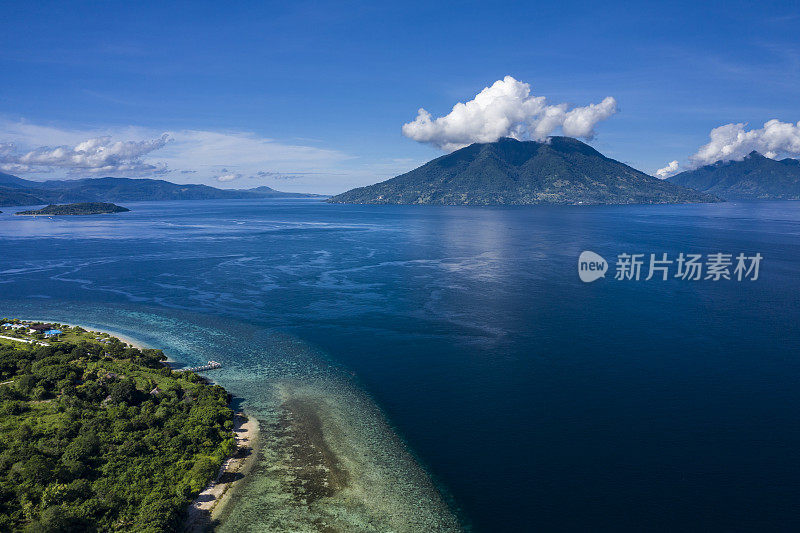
[668,151,800,200]
[329,137,719,205]
[0,322,233,532]
[15,203,130,216]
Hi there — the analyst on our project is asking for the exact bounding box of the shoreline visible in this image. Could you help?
[11,318,261,529]
[72,324,184,365]
[214,380,463,532]
[53,320,261,530]
[85,327,149,351]
[70,325,150,352]
[69,322,263,530]
[13,318,184,364]
[183,412,260,532]
[6,317,462,530]
[11,318,151,351]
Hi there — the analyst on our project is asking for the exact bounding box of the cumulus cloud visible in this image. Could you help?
[0,119,405,193]
[0,134,170,176]
[215,171,242,182]
[656,119,800,178]
[690,119,800,166]
[562,98,618,137]
[401,76,618,151]
[656,160,679,179]
[0,120,353,184]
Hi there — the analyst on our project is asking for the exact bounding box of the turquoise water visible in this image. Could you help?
[1,199,799,531]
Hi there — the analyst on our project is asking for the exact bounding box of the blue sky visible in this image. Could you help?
[1,0,799,193]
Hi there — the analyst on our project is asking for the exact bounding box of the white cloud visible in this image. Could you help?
[0,119,432,194]
[656,160,679,179]
[0,120,155,150]
[0,119,359,192]
[562,97,618,138]
[401,76,618,151]
[215,171,242,182]
[656,119,800,177]
[0,134,169,176]
[689,119,800,166]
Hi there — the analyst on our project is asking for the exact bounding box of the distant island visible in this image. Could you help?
[668,151,800,200]
[245,185,327,199]
[328,137,719,205]
[15,202,131,216]
[0,174,327,207]
[0,319,235,531]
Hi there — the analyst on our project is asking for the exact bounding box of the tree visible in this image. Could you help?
[14,375,36,397]
[109,379,137,405]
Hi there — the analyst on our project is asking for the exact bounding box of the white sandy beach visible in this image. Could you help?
[183,412,260,532]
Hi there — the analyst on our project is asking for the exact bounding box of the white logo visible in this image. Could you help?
[578,251,762,283]
[578,250,607,282]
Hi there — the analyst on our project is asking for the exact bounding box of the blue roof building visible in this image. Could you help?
[43,329,62,337]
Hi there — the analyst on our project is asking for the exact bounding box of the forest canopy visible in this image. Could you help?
[0,325,233,532]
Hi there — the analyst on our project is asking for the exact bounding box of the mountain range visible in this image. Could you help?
[0,174,326,207]
[6,142,799,208]
[667,151,800,200]
[328,137,718,205]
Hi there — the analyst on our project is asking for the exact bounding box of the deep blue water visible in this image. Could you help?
[1,199,799,532]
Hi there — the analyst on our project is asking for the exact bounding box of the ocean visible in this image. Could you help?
[1,198,798,531]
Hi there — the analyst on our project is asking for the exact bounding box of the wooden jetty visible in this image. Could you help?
[176,360,222,373]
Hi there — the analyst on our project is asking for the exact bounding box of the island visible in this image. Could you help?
[328,137,719,205]
[0,319,234,531]
[15,203,130,216]
[0,172,326,207]
[668,150,800,200]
